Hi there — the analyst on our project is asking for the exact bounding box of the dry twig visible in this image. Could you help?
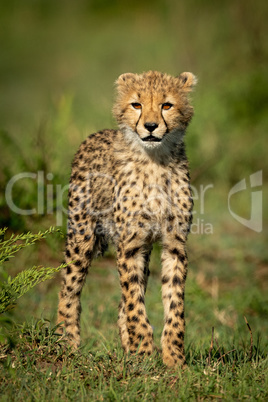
[217,349,236,363]
[244,316,253,360]
[215,337,224,365]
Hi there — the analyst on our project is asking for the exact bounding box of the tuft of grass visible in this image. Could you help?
[0,227,66,315]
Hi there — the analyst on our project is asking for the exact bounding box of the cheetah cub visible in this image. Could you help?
[57,70,197,367]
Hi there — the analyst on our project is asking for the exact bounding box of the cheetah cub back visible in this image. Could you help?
[57,70,197,367]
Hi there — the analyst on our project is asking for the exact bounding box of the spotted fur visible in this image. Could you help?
[57,70,197,367]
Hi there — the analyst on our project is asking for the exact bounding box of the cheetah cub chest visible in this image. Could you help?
[58,70,197,368]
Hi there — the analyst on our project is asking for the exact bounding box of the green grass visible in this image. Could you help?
[0,312,267,401]
[1,322,266,401]
[0,0,267,400]
[1,285,267,401]
[0,232,267,400]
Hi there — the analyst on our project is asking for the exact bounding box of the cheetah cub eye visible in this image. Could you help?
[131,102,142,109]
[162,102,173,110]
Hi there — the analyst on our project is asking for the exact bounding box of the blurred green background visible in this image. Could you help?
[0,0,267,340]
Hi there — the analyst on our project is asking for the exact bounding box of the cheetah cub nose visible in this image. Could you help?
[144,122,158,132]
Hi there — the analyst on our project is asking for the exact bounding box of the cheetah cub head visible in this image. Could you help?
[113,70,197,151]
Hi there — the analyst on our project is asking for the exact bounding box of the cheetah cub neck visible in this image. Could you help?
[113,70,197,158]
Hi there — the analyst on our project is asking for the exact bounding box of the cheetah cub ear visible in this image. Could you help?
[115,73,136,86]
[177,72,197,92]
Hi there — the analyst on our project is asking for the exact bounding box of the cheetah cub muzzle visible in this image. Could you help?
[57,70,197,367]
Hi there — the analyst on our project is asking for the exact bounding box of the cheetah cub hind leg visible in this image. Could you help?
[57,227,96,349]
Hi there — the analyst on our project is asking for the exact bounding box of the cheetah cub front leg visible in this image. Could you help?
[161,233,189,367]
[117,246,152,354]
[117,243,154,355]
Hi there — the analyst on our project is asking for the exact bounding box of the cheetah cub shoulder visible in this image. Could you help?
[57,70,197,367]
